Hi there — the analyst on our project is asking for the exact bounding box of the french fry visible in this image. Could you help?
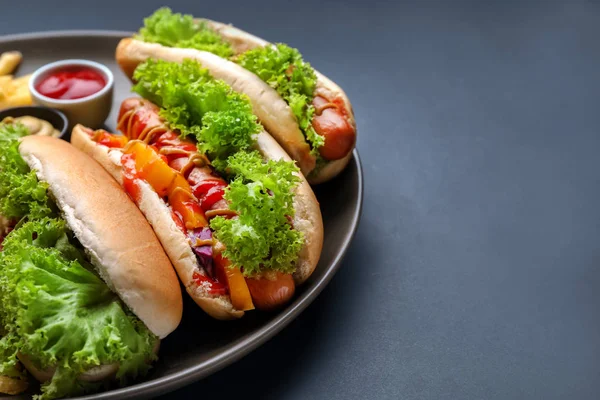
[0,85,12,104]
[0,90,31,108]
[13,94,32,106]
[12,73,31,86]
[0,51,22,76]
[0,75,12,90]
[0,72,33,109]
[19,83,31,95]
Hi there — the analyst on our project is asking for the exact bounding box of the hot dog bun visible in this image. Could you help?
[18,353,118,383]
[115,36,355,184]
[200,18,356,123]
[116,38,315,177]
[17,341,160,384]
[254,130,324,283]
[18,136,183,338]
[71,124,324,318]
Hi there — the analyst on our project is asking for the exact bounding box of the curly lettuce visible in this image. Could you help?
[0,122,29,142]
[0,124,55,220]
[133,59,261,166]
[137,9,323,157]
[237,44,324,154]
[0,219,157,400]
[210,151,303,275]
[0,125,157,399]
[137,8,233,58]
[132,59,304,275]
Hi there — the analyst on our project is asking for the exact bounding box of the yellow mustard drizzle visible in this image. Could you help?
[116,108,135,136]
[191,238,214,247]
[157,148,210,178]
[205,209,237,219]
[314,102,338,115]
[121,139,144,153]
[91,130,106,142]
[170,186,195,200]
[141,125,168,144]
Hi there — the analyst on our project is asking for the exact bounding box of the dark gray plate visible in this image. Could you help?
[0,31,363,400]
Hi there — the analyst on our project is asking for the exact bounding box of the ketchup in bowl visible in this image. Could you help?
[35,67,106,100]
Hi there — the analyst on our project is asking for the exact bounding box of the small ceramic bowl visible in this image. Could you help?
[29,59,113,129]
[0,106,69,140]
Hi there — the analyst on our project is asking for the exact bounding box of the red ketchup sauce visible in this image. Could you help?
[120,153,141,203]
[193,272,228,296]
[36,67,106,100]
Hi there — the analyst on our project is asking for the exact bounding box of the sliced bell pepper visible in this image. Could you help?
[123,141,176,197]
[124,141,208,229]
[142,158,176,197]
[168,174,208,229]
[170,189,208,230]
[96,131,128,148]
[124,141,155,171]
[214,251,254,311]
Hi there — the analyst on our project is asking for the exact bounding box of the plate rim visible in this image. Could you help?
[0,30,134,43]
[0,30,364,400]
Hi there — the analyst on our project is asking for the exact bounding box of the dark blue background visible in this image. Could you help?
[3,1,600,398]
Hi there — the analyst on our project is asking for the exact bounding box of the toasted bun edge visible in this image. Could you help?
[18,135,183,338]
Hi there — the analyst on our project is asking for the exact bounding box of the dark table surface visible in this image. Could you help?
[3,0,600,398]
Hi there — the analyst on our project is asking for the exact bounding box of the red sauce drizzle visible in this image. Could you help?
[96,130,128,148]
[171,211,186,233]
[193,271,227,296]
[121,153,141,203]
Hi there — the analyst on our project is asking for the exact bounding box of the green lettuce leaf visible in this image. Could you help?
[137,8,233,58]
[0,124,55,220]
[210,151,303,275]
[133,59,261,165]
[0,122,29,142]
[237,44,324,153]
[0,219,157,400]
[133,59,303,275]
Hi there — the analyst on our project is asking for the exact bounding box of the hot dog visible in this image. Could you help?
[115,7,357,184]
[72,58,324,319]
[0,121,182,399]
